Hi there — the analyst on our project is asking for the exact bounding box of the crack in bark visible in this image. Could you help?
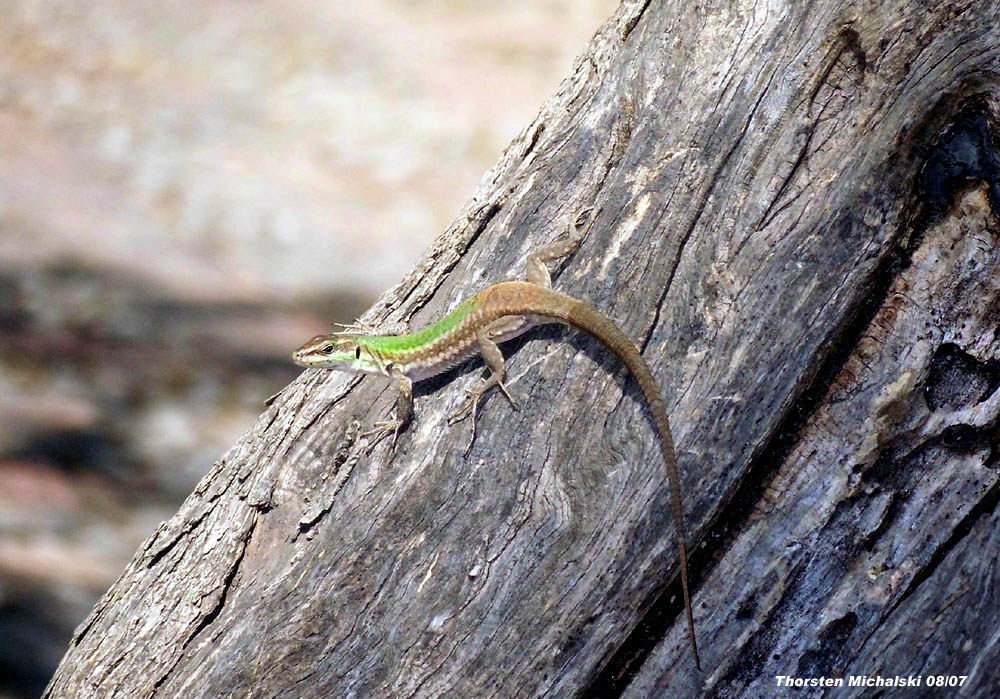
[753,32,865,233]
[144,505,213,569]
[641,65,779,354]
[850,475,1000,669]
[149,516,257,696]
[522,122,546,159]
[620,0,654,42]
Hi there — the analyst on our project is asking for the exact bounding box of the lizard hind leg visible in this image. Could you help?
[524,213,590,288]
[448,327,518,454]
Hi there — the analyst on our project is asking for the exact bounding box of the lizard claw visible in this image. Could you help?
[448,388,484,456]
[363,418,404,453]
[448,379,520,455]
[497,380,518,411]
[448,390,478,425]
[449,377,519,424]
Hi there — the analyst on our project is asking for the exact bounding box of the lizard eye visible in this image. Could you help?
[322,344,334,355]
[355,347,361,359]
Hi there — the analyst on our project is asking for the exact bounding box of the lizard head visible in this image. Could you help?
[292,334,382,374]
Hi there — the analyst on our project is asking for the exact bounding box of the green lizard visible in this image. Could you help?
[292,212,701,668]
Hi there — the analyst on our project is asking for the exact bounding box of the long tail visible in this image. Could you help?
[481,281,701,668]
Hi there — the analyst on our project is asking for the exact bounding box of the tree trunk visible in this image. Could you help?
[45,0,1000,697]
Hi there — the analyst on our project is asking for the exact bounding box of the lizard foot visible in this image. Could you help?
[448,379,519,455]
[362,418,405,453]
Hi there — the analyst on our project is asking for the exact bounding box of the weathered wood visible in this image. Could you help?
[45,0,1000,697]
[625,186,1000,696]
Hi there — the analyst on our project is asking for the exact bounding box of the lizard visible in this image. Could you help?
[292,211,701,669]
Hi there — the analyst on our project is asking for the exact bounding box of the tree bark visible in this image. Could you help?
[45,0,1000,697]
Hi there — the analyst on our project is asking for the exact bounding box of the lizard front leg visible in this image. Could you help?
[524,213,588,289]
[363,365,413,452]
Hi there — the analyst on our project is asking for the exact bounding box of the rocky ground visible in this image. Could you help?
[0,1,615,695]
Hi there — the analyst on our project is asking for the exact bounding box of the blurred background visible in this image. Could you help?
[0,0,617,695]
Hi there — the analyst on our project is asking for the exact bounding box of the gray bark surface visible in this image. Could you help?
[45,0,1000,697]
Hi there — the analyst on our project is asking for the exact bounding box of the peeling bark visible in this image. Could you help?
[45,0,1000,697]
